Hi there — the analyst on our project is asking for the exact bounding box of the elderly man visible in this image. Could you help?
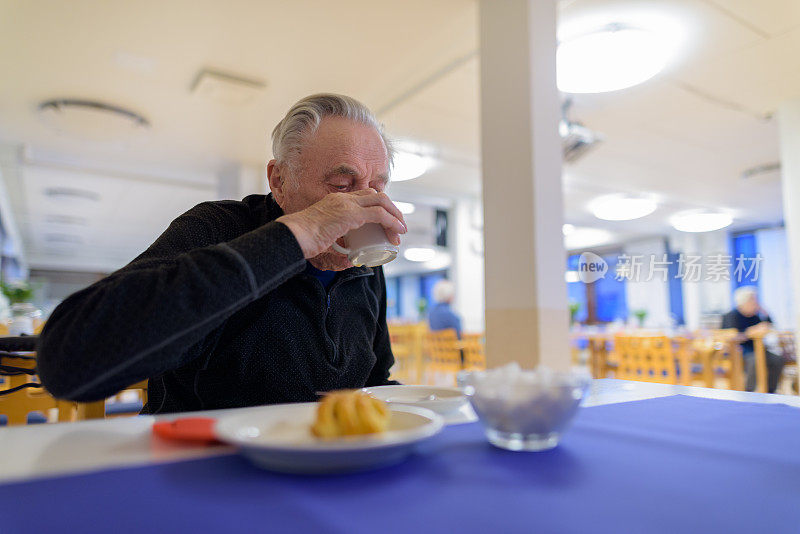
[428,279,462,339]
[37,94,407,413]
[721,286,784,393]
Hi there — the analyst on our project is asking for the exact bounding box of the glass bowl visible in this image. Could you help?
[462,365,590,451]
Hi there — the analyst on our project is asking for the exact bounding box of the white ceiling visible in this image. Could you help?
[1,0,799,271]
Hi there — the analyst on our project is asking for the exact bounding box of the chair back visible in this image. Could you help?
[614,334,677,384]
[778,331,796,361]
[748,329,770,393]
[586,334,613,379]
[0,337,145,424]
[0,352,74,425]
[388,323,426,383]
[461,333,486,371]
[694,329,744,391]
[424,329,461,386]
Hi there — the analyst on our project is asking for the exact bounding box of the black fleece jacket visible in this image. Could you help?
[36,194,396,413]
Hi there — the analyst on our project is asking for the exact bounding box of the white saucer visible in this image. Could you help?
[363,385,467,415]
[214,402,442,474]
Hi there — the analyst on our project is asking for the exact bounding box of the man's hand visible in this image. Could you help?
[277,190,407,259]
[745,322,771,338]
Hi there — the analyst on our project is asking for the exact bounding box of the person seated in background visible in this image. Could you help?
[721,286,784,393]
[36,93,407,413]
[427,279,462,339]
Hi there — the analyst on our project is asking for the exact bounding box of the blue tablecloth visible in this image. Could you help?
[2,395,800,533]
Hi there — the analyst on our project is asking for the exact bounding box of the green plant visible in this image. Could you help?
[568,301,581,325]
[0,279,34,304]
[416,297,428,318]
[632,308,648,328]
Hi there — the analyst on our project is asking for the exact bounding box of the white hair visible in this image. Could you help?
[734,286,758,308]
[433,279,456,304]
[271,93,394,171]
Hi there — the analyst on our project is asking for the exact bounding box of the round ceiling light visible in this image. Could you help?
[38,99,149,141]
[557,24,678,93]
[589,194,657,221]
[564,227,613,250]
[669,211,733,233]
[393,201,416,215]
[403,247,436,262]
[391,151,434,182]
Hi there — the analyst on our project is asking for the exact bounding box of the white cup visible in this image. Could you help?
[332,223,398,267]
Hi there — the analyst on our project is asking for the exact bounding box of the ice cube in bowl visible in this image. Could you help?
[463,364,590,451]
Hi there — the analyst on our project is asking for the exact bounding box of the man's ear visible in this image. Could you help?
[267,159,285,205]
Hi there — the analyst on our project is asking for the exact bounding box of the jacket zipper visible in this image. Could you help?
[307,270,374,364]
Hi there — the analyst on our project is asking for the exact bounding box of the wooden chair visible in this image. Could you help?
[614,334,679,384]
[388,323,427,384]
[778,331,798,394]
[0,346,146,425]
[0,352,76,425]
[424,329,461,386]
[671,335,703,386]
[749,329,796,394]
[103,380,149,418]
[461,333,486,371]
[707,329,746,391]
[586,334,614,378]
[569,332,589,366]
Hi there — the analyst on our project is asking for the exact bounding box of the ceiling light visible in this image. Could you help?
[45,214,88,225]
[191,69,266,105]
[394,201,416,215]
[404,247,436,262]
[589,194,657,221]
[391,152,433,182]
[669,211,733,233]
[38,99,149,141]
[557,24,678,93]
[44,233,83,244]
[562,223,575,235]
[43,187,101,202]
[564,227,613,250]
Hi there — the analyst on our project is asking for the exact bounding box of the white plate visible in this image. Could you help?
[363,385,467,415]
[214,402,443,474]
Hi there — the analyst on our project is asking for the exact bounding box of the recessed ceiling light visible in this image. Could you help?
[562,223,575,235]
[45,214,89,225]
[44,233,83,244]
[564,227,613,250]
[393,201,416,215]
[391,152,434,182]
[191,69,266,105]
[43,187,101,202]
[669,211,733,233]
[557,24,679,93]
[404,247,436,262]
[589,194,657,221]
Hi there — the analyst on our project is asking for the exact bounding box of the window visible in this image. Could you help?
[567,253,627,324]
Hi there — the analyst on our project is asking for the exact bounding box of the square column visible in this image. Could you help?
[479,0,569,369]
[778,100,800,392]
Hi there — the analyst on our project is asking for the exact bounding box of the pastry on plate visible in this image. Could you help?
[311,390,390,439]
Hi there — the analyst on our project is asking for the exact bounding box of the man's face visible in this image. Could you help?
[739,295,759,316]
[269,116,390,271]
